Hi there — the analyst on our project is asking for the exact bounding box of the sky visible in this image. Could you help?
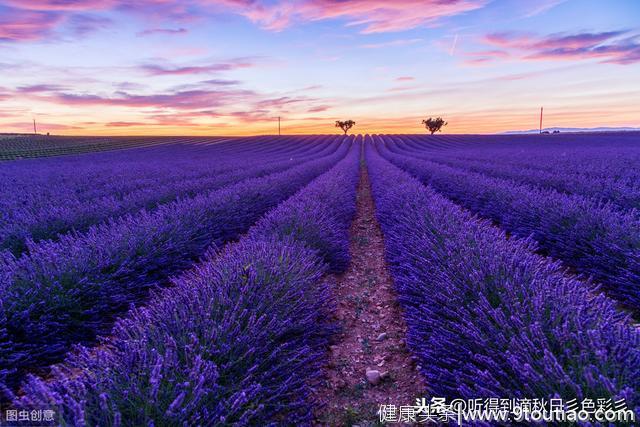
[0,0,639,135]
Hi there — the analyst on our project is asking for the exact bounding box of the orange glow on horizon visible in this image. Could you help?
[18,111,640,137]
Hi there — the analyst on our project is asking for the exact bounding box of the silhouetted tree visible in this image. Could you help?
[335,120,356,135]
[422,117,447,135]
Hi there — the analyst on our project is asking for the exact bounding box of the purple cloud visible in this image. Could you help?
[137,28,188,36]
[140,58,256,75]
[480,30,640,65]
[16,84,68,93]
[307,105,330,113]
[44,88,255,109]
[67,14,112,36]
[0,7,62,42]
[200,79,242,86]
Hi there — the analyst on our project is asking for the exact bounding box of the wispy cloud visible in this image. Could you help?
[307,105,330,113]
[2,1,119,12]
[478,30,640,64]
[137,28,188,37]
[10,79,329,128]
[2,121,81,131]
[463,49,511,65]
[0,7,62,42]
[255,96,317,110]
[200,79,241,86]
[218,0,486,33]
[105,121,149,127]
[140,58,257,75]
[0,1,191,42]
[359,38,423,49]
[16,84,68,93]
[387,85,421,92]
[0,0,487,43]
[67,14,112,36]
[26,88,256,110]
[523,0,567,17]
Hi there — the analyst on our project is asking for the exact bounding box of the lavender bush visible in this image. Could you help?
[14,139,361,426]
[0,136,339,255]
[366,142,640,412]
[378,136,640,314]
[0,138,350,392]
[387,134,640,212]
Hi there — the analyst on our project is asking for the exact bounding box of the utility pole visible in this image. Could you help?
[278,116,281,136]
[33,118,37,135]
[539,107,543,134]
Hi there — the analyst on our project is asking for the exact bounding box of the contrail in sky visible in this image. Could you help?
[449,33,459,56]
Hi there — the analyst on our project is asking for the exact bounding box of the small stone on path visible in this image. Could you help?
[365,369,381,385]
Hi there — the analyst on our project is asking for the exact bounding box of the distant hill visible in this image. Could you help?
[502,127,640,135]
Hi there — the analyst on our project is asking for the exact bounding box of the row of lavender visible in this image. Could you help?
[366,141,640,412]
[0,135,308,217]
[390,134,640,211]
[0,136,349,392]
[401,132,640,182]
[0,135,227,160]
[1,135,337,255]
[11,138,361,425]
[378,135,640,314]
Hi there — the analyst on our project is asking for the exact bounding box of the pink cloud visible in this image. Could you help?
[0,8,62,41]
[483,32,535,48]
[2,1,119,12]
[0,1,196,42]
[396,76,415,81]
[1,0,487,44]
[105,121,149,127]
[386,85,420,92]
[255,96,315,110]
[13,83,326,122]
[2,121,81,131]
[479,30,639,65]
[531,31,624,50]
[218,0,486,33]
[227,110,273,122]
[463,49,511,65]
[307,105,330,113]
[29,88,256,110]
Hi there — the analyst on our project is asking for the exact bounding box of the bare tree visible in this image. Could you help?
[335,120,356,135]
[422,117,447,135]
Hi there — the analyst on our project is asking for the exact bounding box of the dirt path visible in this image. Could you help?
[313,162,425,426]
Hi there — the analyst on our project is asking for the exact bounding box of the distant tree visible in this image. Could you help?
[422,117,447,135]
[335,120,356,135]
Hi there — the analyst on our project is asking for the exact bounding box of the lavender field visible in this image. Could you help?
[1,133,639,425]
